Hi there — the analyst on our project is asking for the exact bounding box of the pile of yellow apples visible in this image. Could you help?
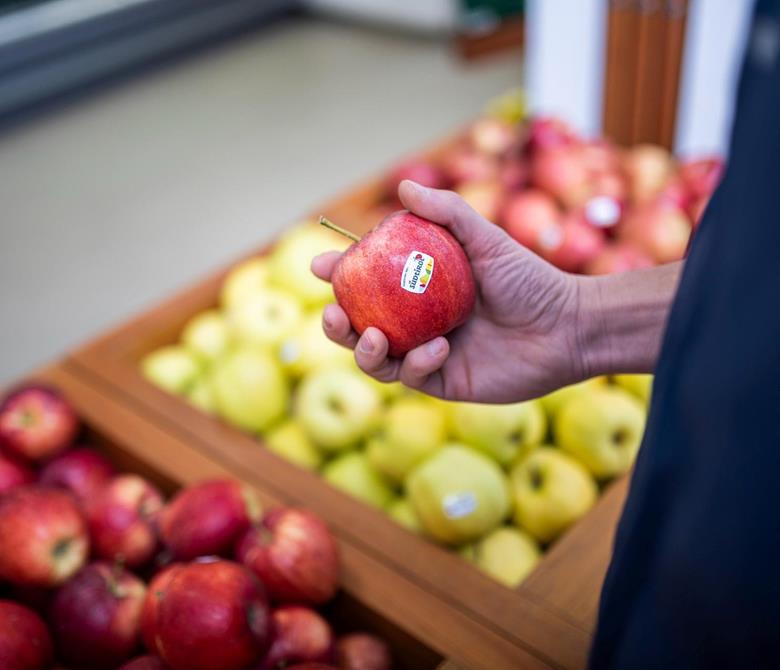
[141,219,651,590]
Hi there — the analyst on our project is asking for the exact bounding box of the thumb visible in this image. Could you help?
[398,180,502,257]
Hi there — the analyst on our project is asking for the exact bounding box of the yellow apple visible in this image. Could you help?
[407,444,511,545]
[323,452,394,509]
[220,257,269,310]
[471,527,541,588]
[264,420,322,471]
[555,387,646,478]
[295,368,382,452]
[366,396,447,483]
[228,288,303,349]
[141,345,201,395]
[387,498,424,534]
[210,347,288,433]
[510,447,597,543]
[613,374,653,404]
[187,376,216,413]
[278,310,354,378]
[181,309,232,363]
[267,222,349,307]
[449,399,546,466]
[539,376,607,419]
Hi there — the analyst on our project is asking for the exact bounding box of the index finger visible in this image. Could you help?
[311,250,342,282]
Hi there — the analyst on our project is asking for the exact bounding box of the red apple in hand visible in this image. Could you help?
[385,159,447,200]
[0,600,53,670]
[39,446,116,502]
[258,606,333,670]
[0,452,35,493]
[335,633,392,670]
[330,211,476,358]
[585,244,655,275]
[50,562,146,670]
[619,199,692,263]
[0,486,88,586]
[0,386,79,462]
[149,560,271,670]
[236,507,339,605]
[119,656,169,670]
[159,479,262,560]
[88,474,164,569]
[543,213,606,272]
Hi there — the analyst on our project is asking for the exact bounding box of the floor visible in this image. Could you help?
[0,16,519,383]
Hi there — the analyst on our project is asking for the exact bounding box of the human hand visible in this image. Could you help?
[311,181,584,403]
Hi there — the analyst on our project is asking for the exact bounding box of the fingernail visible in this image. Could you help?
[359,333,375,354]
[426,338,445,357]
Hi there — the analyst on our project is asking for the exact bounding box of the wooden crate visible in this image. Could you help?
[68,137,629,670]
[27,362,444,670]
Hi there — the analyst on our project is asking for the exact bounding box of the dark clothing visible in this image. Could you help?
[590,1,780,667]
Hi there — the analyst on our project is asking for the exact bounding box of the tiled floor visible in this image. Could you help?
[0,16,519,382]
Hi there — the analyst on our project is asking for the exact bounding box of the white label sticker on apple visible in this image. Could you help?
[442,491,477,519]
[400,250,434,294]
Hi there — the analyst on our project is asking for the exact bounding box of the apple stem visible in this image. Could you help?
[319,216,361,243]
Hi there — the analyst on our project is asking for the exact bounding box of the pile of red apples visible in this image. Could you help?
[381,115,723,273]
[0,385,392,670]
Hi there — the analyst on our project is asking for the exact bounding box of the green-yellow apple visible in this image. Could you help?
[278,310,354,378]
[187,376,216,413]
[387,497,423,534]
[539,376,606,419]
[471,526,541,587]
[366,396,447,483]
[406,444,510,545]
[612,374,653,404]
[264,420,323,471]
[510,447,597,543]
[268,222,349,307]
[448,399,546,466]
[141,346,201,395]
[362,374,405,402]
[210,347,288,433]
[228,288,303,349]
[220,257,269,310]
[322,452,394,509]
[181,309,232,363]
[295,368,382,452]
[555,387,646,478]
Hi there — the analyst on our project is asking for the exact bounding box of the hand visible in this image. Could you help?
[311,181,584,403]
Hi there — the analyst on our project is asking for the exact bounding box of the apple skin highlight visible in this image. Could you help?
[331,211,476,357]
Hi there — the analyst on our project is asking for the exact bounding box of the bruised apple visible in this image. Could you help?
[328,211,476,357]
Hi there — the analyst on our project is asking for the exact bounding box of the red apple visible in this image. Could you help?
[543,213,606,272]
[158,479,261,561]
[50,562,146,670]
[442,146,498,185]
[119,657,169,670]
[335,633,392,670]
[679,156,724,200]
[501,189,563,254]
[39,446,116,502]
[580,139,621,175]
[523,116,578,156]
[149,560,271,670]
[88,474,164,569]
[385,159,448,201]
[288,666,339,670]
[689,194,710,227]
[469,117,519,156]
[140,563,182,656]
[619,199,692,263]
[530,145,592,208]
[499,158,528,192]
[0,385,79,463]
[623,143,675,204]
[658,175,692,211]
[330,211,476,358]
[585,244,655,275]
[455,180,504,222]
[0,600,53,670]
[0,486,88,586]
[0,452,35,492]
[236,507,339,605]
[258,606,333,670]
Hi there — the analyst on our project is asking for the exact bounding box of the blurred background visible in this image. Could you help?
[0,0,753,383]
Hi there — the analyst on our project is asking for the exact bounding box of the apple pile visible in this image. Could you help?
[0,384,393,670]
[140,217,654,588]
[374,109,723,274]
